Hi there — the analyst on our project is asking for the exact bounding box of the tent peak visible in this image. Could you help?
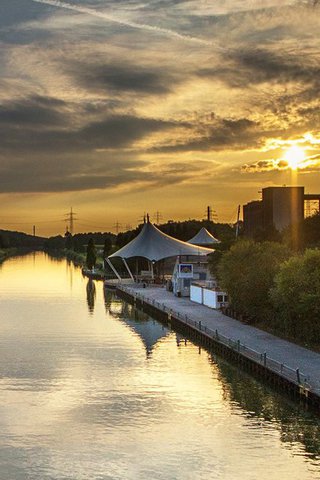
[188,227,220,245]
[109,220,214,261]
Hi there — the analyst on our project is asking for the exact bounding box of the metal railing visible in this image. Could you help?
[119,285,320,395]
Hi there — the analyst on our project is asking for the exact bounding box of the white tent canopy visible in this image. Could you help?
[109,220,213,262]
[188,227,220,245]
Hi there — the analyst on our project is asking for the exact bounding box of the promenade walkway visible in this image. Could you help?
[119,284,320,396]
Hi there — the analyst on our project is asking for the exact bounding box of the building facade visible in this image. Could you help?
[243,186,316,235]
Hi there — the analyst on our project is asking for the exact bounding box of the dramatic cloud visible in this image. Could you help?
[151,117,262,152]
[0,95,67,126]
[1,0,320,231]
[67,62,179,95]
[0,94,180,155]
[242,154,320,173]
[199,48,320,89]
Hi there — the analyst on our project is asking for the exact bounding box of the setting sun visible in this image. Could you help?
[284,146,306,170]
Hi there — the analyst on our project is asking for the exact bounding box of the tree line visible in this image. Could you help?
[213,213,320,347]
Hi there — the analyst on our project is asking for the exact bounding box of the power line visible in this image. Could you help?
[64,207,77,235]
[153,211,163,224]
[205,206,217,222]
[113,221,122,234]
[138,212,147,224]
[77,221,113,231]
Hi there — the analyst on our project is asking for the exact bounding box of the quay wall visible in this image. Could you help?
[116,287,320,412]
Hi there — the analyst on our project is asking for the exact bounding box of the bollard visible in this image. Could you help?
[237,340,240,353]
[215,329,219,340]
[264,352,267,367]
[199,321,202,331]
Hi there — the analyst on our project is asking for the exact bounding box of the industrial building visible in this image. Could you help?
[243,186,320,235]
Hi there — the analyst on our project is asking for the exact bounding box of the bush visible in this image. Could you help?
[271,249,320,342]
[217,240,290,322]
[86,238,97,270]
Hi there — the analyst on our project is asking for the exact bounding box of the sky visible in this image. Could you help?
[0,0,319,236]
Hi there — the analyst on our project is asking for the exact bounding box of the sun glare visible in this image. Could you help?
[284,146,306,170]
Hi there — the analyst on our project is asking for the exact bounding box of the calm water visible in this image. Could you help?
[0,253,320,480]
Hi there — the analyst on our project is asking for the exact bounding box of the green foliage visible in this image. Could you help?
[116,226,142,248]
[103,237,113,257]
[0,248,17,263]
[208,241,231,277]
[86,238,97,270]
[159,219,235,244]
[279,212,320,251]
[65,232,74,250]
[271,249,320,342]
[73,237,83,253]
[302,213,320,248]
[250,225,282,243]
[73,232,115,249]
[217,240,290,322]
[44,235,65,250]
[0,229,44,248]
[0,234,9,249]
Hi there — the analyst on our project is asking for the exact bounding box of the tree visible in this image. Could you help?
[64,231,74,251]
[208,241,230,277]
[217,240,290,323]
[44,235,65,250]
[281,213,320,251]
[103,237,113,257]
[302,212,320,248]
[271,249,320,342]
[73,237,83,253]
[86,238,97,270]
[0,234,9,249]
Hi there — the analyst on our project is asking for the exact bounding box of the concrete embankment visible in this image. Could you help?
[116,284,320,411]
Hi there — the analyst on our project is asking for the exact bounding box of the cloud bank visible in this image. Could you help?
[0,0,320,230]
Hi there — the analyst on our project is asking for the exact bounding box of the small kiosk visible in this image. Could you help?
[172,259,213,297]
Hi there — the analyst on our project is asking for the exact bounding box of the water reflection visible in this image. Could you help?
[105,288,320,466]
[86,279,96,314]
[214,357,320,461]
[0,253,320,480]
[104,287,169,357]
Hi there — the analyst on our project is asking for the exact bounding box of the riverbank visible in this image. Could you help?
[0,248,19,263]
[116,284,320,410]
[45,248,106,275]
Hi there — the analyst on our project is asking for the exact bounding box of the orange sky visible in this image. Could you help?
[0,0,319,236]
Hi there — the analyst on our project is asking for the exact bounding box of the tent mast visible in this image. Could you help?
[122,258,134,281]
[106,258,122,282]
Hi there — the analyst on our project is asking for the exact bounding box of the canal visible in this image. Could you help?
[0,252,320,479]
